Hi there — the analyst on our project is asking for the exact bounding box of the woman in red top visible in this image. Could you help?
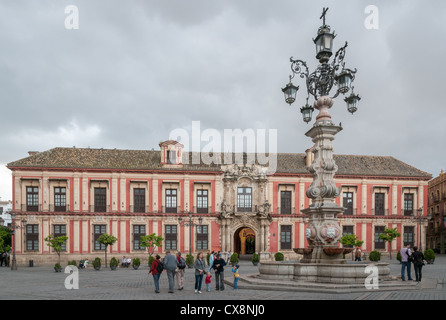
[149,255,161,293]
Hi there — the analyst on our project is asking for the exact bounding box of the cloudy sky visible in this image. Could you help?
[0,0,445,200]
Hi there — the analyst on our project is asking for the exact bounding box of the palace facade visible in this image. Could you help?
[7,140,432,265]
[427,170,446,253]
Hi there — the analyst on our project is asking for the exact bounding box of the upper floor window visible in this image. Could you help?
[94,188,107,213]
[374,193,385,216]
[281,191,292,214]
[54,187,66,212]
[26,186,39,212]
[196,189,208,213]
[165,189,177,213]
[404,194,414,216]
[343,192,354,215]
[237,187,252,212]
[133,188,146,213]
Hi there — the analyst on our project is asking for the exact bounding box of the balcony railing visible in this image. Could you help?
[371,209,389,216]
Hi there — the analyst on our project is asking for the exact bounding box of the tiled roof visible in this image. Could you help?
[7,147,431,179]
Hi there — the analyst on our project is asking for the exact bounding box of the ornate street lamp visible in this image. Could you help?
[10,213,27,270]
[282,7,360,123]
[178,211,203,255]
[282,8,360,263]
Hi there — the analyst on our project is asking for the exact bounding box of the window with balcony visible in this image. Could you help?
[404,194,414,216]
[165,189,177,213]
[281,191,292,214]
[343,192,354,215]
[133,188,146,213]
[26,186,39,212]
[237,187,252,212]
[54,187,67,212]
[374,193,385,216]
[196,189,208,213]
[94,188,107,212]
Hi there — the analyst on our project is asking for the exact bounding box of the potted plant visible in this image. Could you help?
[251,253,260,266]
[396,250,402,264]
[132,257,141,270]
[54,263,62,272]
[148,255,155,268]
[274,252,284,261]
[186,254,194,268]
[110,257,118,270]
[68,260,76,266]
[93,257,101,271]
[368,250,381,262]
[230,252,239,266]
[424,249,435,264]
[96,233,118,268]
[45,234,69,267]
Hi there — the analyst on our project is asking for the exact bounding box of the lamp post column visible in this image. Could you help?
[301,96,345,263]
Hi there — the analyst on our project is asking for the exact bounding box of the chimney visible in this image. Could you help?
[28,151,39,156]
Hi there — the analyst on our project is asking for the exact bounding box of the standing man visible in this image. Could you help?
[400,243,413,281]
[212,253,228,291]
[163,250,178,293]
[176,251,186,290]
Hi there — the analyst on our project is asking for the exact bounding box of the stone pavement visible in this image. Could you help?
[0,255,445,300]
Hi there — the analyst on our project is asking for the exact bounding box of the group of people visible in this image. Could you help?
[0,252,10,267]
[148,250,239,294]
[400,244,426,282]
[121,256,132,267]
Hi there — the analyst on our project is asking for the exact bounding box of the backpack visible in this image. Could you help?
[156,260,164,273]
[178,257,186,269]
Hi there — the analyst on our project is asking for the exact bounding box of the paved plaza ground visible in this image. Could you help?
[1,255,445,301]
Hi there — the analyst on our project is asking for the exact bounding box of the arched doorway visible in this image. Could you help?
[234,227,256,259]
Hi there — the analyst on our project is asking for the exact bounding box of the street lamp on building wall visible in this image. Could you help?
[178,211,203,255]
[10,213,27,270]
[282,8,361,262]
[412,207,424,250]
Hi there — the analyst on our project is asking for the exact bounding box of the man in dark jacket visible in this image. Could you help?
[212,253,228,291]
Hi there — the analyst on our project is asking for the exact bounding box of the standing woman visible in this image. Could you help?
[412,246,425,282]
[208,250,215,273]
[149,254,162,293]
[194,252,207,294]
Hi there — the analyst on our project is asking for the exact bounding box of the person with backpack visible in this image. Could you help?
[149,254,163,293]
[400,244,414,281]
[176,251,186,290]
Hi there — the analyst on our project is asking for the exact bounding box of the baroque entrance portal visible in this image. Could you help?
[234,227,256,255]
